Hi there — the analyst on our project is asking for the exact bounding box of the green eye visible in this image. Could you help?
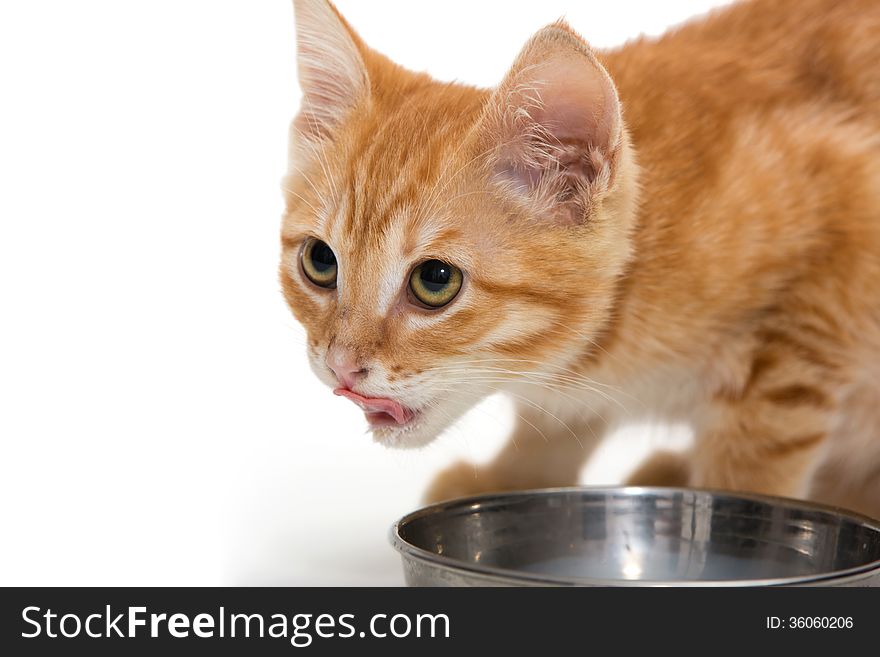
[409,259,463,308]
[301,238,337,288]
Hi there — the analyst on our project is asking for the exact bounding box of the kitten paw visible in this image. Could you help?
[423,461,501,504]
[625,450,692,488]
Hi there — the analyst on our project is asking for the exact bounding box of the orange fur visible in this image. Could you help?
[282,0,880,518]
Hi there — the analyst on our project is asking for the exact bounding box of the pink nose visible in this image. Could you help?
[325,345,368,389]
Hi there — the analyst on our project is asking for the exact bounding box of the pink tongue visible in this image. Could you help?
[333,388,412,425]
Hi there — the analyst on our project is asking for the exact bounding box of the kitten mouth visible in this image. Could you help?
[333,388,415,427]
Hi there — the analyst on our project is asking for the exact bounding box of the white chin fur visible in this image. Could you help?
[306,347,484,448]
[369,414,444,450]
[369,397,475,449]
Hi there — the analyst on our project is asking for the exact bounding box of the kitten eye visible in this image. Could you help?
[409,259,463,308]
[301,238,338,288]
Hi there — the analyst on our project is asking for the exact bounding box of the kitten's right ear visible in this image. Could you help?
[292,0,369,143]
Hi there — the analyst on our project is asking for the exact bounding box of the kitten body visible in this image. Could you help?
[282,0,880,518]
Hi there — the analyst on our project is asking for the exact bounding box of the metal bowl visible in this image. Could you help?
[391,487,880,586]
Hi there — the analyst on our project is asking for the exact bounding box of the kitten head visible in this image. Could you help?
[281,0,638,447]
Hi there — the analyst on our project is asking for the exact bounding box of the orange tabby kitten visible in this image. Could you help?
[281,0,880,518]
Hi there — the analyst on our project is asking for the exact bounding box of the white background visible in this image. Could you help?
[0,1,723,586]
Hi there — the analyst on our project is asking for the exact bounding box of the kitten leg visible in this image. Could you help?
[625,450,692,488]
[691,340,840,499]
[423,406,606,503]
[811,459,880,520]
[809,381,880,519]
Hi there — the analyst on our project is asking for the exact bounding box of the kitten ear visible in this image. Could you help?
[292,0,369,143]
[481,22,623,225]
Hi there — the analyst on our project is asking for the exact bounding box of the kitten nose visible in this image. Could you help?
[325,345,368,389]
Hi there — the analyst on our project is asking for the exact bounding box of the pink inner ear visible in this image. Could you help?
[490,49,621,224]
[529,56,617,154]
[292,0,368,142]
[488,49,621,225]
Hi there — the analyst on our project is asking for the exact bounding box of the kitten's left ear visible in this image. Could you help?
[292,0,369,143]
[479,22,623,225]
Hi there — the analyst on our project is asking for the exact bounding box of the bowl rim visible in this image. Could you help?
[389,486,880,587]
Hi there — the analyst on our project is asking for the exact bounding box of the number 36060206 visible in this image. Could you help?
[766,616,853,629]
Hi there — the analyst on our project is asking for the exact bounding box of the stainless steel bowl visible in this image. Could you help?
[391,487,880,586]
